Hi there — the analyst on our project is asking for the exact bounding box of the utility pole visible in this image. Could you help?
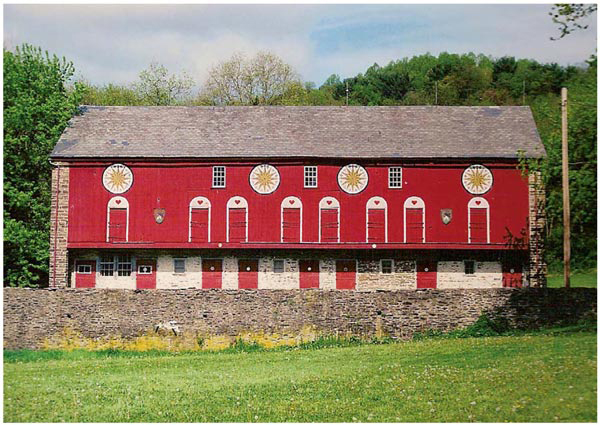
[435,81,438,105]
[561,87,570,288]
[345,81,349,106]
[522,80,526,105]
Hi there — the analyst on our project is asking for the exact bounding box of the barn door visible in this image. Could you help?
[321,209,339,242]
[336,260,356,290]
[502,263,523,288]
[469,209,488,243]
[238,259,259,289]
[367,209,386,243]
[282,208,301,242]
[136,259,157,289]
[405,209,424,243]
[417,261,437,289]
[299,260,319,289]
[108,209,127,242]
[75,261,96,288]
[202,259,223,289]
[228,209,247,242]
[190,208,209,242]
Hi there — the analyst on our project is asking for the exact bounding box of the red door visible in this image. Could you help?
[321,209,339,242]
[136,259,157,289]
[469,208,488,243]
[190,208,209,242]
[229,208,247,242]
[238,259,258,289]
[406,208,424,243]
[417,261,437,288]
[282,208,301,242]
[367,209,385,243]
[502,263,523,287]
[336,260,356,290]
[299,260,320,289]
[202,259,223,289]
[75,261,96,288]
[108,208,127,242]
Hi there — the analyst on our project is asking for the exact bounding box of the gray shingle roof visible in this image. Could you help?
[51,106,545,160]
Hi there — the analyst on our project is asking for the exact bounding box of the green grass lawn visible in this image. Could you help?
[547,269,597,288]
[4,331,597,422]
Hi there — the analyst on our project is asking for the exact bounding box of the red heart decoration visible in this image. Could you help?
[326,200,332,205]
[374,200,380,205]
[235,199,240,205]
[115,199,121,205]
[197,200,203,205]
[475,200,481,205]
[289,200,295,205]
[411,200,417,205]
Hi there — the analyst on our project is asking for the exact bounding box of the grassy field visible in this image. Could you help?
[4,330,597,422]
[547,269,597,288]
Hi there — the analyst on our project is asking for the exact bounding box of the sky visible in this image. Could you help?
[3,4,597,87]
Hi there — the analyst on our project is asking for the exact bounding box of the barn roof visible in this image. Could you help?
[51,105,545,160]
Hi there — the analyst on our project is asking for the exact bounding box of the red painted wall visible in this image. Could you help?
[67,161,529,249]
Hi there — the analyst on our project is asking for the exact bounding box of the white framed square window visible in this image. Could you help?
[380,259,394,274]
[77,264,92,274]
[304,166,317,188]
[388,167,403,188]
[173,258,186,273]
[212,166,226,188]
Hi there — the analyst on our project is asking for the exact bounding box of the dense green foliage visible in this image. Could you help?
[4,331,596,421]
[3,45,84,287]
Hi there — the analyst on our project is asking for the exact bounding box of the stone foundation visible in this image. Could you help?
[3,287,596,350]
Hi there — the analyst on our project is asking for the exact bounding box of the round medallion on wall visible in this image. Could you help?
[249,164,280,194]
[102,163,133,194]
[461,164,493,195]
[337,164,368,194]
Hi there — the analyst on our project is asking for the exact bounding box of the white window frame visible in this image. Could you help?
[304,166,318,188]
[173,258,186,274]
[76,264,92,274]
[106,196,129,242]
[99,255,115,276]
[212,166,226,188]
[380,259,394,274]
[388,167,403,188]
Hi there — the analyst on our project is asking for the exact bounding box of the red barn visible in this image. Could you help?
[49,106,546,290]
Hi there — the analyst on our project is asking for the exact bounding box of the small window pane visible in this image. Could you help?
[213,166,226,188]
[381,259,394,274]
[464,260,475,275]
[138,265,153,274]
[274,259,285,273]
[304,166,317,188]
[174,259,186,273]
[77,264,92,274]
[389,167,402,188]
[100,256,114,276]
[116,254,132,276]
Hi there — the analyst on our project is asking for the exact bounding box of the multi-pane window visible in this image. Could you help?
[117,255,132,276]
[273,259,285,273]
[77,264,92,274]
[174,258,186,273]
[388,167,403,188]
[212,166,226,188]
[464,260,476,275]
[100,256,115,276]
[304,166,317,188]
[381,259,394,274]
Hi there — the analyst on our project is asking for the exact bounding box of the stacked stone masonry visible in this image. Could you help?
[49,164,69,288]
[3,288,596,350]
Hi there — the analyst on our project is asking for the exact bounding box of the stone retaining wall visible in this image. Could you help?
[3,287,596,350]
